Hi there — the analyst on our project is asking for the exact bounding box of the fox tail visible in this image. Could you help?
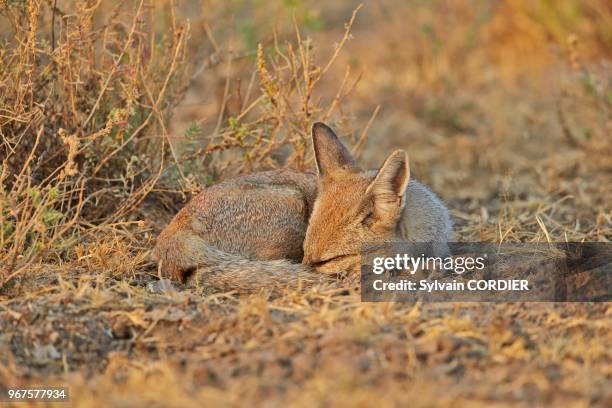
[152,231,323,293]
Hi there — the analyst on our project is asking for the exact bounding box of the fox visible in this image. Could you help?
[151,122,453,292]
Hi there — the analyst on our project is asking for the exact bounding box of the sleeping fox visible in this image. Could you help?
[152,122,453,291]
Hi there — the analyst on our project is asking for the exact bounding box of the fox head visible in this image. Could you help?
[303,122,410,274]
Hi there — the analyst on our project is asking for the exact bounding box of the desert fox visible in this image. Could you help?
[152,122,452,291]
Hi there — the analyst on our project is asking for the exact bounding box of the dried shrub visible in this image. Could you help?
[0,1,362,288]
[0,0,190,283]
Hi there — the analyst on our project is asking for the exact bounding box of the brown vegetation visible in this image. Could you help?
[0,0,610,406]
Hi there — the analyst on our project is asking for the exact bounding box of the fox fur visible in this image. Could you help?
[152,122,453,291]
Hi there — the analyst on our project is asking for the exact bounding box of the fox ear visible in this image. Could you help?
[366,150,410,218]
[312,122,357,176]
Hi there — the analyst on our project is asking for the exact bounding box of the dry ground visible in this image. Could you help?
[1,1,611,407]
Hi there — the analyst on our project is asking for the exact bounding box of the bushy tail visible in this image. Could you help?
[153,231,325,294]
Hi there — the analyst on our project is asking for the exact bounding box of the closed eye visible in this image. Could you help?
[311,254,350,267]
[361,210,374,225]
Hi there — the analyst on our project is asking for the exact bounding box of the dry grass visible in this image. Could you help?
[1,0,611,406]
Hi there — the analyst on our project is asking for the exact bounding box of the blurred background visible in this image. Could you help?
[178,0,612,242]
[1,0,610,241]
